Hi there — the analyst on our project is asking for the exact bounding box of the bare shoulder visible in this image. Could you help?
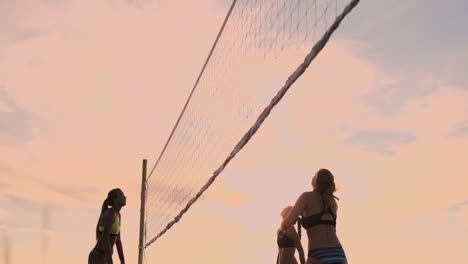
[299,191,314,199]
[101,208,116,222]
[103,207,115,215]
[300,191,319,203]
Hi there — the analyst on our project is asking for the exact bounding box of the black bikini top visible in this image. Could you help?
[301,205,337,229]
[277,232,295,248]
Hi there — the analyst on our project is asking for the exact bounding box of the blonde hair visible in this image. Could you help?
[280,206,293,218]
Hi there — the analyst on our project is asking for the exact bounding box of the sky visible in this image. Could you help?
[1,0,467,263]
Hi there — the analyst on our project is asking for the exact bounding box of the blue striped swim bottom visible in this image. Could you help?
[308,247,347,264]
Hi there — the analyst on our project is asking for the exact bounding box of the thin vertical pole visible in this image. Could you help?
[138,159,147,264]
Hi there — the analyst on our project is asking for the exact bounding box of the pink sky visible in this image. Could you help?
[1,0,467,263]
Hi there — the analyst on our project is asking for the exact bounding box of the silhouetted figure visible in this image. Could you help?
[279,169,347,264]
[89,189,126,264]
[277,206,305,264]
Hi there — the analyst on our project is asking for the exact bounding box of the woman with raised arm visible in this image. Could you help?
[277,206,306,264]
[88,188,127,264]
[279,169,347,264]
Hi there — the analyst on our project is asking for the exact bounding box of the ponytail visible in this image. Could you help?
[101,198,110,214]
[95,198,110,240]
[316,169,339,212]
[95,188,121,241]
[320,182,339,212]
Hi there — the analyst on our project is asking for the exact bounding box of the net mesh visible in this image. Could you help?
[144,0,360,248]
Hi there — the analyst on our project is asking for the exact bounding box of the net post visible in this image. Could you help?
[138,159,147,264]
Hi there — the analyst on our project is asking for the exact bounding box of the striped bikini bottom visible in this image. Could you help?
[308,247,347,264]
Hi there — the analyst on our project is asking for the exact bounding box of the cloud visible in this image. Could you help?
[0,0,43,50]
[401,199,467,232]
[351,0,468,69]
[2,194,40,211]
[0,195,63,236]
[0,224,57,236]
[449,120,468,138]
[343,0,468,116]
[440,200,468,214]
[440,49,468,90]
[0,1,466,263]
[0,164,98,202]
[361,72,441,117]
[345,129,416,155]
[0,87,37,144]
[373,198,467,263]
[38,182,98,201]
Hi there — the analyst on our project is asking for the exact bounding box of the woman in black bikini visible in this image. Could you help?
[279,169,347,264]
[89,188,127,264]
[277,206,306,264]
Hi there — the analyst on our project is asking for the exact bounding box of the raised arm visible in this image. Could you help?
[101,209,116,264]
[116,214,125,264]
[289,228,305,264]
[280,192,307,231]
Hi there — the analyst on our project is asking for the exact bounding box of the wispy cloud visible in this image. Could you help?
[1,194,60,217]
[0,0,43,50]
[449,120,468,138]
[0,87,36,144]
[354,0,468,71]
[401,199,467,232]
[2,194,40,211]
[441,50,468,90]
[361,73,440,117]
[348,0,468,118]
[440,200,468,214]
[0,163,96,202]
[0,224,57,236]
[38,182,98,201]
[345,129,415,155]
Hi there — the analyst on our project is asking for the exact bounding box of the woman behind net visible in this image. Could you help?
[89,188,127,264]
[277,206,306,264]
[279,169,347,264]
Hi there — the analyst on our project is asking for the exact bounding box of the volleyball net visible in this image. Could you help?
[142,0,360,250]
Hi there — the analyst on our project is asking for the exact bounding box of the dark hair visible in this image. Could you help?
[315,169,339,212]
[95,188,121,240]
